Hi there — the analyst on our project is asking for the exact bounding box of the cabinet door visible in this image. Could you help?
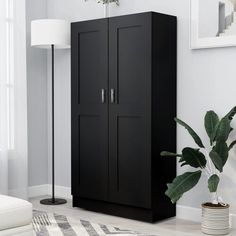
[71,19,109,201]
[109,14,152,208]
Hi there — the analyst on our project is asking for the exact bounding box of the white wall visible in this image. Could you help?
[45,0,236,216]
[26,0,48,187]
[46,0,104,188]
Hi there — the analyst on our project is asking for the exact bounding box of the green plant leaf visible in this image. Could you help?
[212,122,220,143]
[213,142,228,167]
[215,117,231,142]
[224,106,236,121]
[229,140,236,151]
[165,171,202,203]
[175,118,205,148]
[204,111,219,145]
[180,148,206,168]
[160,151,182,158]
[209,150,223,172]
[208,174,220,193]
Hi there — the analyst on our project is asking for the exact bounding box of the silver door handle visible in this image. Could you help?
[110,89,115,104]
[101,89,105,104]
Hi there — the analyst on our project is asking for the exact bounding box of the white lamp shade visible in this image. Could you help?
[31,19,70,49]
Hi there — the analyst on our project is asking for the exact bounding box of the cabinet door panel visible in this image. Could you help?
[117,26,144,105]
[71,19,109,201]
[109,14,152,208]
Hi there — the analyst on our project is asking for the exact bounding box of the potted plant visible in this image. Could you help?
[161,107,236,235]
[85,0,119,17]
[97,0,119,4]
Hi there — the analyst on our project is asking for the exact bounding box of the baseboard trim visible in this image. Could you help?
[177,205,201,222]
[177,204,236,229]
[28,184,72,199]
[28,185,48,198]
[48,185,72,199]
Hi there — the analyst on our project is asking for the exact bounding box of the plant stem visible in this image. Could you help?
[211,192,219,204]
[200,163,211,178]
[203,148,215,176]
[204,168,211,178]
[205,165,211,176]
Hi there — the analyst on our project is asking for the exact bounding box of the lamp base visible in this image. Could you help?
[40,198,67,205]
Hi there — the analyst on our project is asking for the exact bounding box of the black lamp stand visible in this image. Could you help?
[40,45,67,205]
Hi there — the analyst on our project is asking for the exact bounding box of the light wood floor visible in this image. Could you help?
[30,196,236,236]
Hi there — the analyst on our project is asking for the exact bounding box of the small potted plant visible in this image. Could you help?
[161,107,236,235]
[85,0,119,17]
[97,0,119,4]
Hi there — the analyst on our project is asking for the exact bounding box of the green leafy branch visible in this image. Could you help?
[161,106,236,204]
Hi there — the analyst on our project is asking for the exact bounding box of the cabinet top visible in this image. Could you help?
[71,11,177,25]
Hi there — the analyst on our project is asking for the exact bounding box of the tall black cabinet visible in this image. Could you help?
[71,12,177,222]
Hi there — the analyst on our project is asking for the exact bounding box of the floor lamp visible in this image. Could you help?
[31,19,70,205]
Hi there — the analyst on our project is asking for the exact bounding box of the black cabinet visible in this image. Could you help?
[71,12,177,222]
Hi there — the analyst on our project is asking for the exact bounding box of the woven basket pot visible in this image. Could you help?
[202,203,230,235]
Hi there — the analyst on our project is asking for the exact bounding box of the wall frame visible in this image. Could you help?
[190,0,236,49]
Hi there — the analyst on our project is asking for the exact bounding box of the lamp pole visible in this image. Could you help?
[51,44,55,203]
[40,44,67,205]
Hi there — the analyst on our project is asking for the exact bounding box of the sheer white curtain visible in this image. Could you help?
[0,0,28,199]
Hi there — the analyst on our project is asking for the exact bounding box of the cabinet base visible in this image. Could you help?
[72,196,175,223]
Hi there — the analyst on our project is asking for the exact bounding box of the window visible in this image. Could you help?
[6,0,14,150]
[0,0,14,150]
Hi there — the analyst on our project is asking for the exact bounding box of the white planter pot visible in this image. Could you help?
[202,203,230,235]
